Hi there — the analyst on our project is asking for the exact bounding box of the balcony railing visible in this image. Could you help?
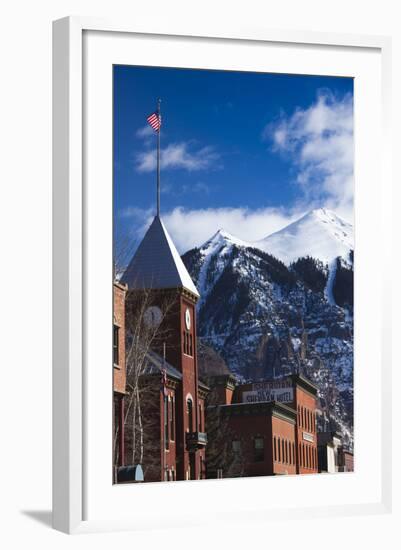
[186,431,207,451]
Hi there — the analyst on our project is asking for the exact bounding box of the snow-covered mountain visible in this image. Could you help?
[182,208,354,448]
[257,208,353,266]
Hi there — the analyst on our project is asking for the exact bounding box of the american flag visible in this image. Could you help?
[147,110,162,133]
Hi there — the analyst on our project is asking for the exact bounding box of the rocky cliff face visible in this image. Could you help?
[182,210,354,448]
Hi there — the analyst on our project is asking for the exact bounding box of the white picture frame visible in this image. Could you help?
[52,16,392,534]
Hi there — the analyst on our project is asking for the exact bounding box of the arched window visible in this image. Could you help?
[186,398,193,432]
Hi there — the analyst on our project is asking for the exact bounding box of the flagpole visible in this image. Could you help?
[157,98,161,217]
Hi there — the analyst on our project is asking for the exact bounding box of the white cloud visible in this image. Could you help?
[124,205,304,254]
[135,142,220,173]
[136,124,154,139]
[265,91,354,221]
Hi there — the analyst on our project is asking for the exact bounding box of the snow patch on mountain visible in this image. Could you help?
[324,259,337,306]
[256,208,353,266]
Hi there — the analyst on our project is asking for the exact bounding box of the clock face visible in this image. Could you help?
[144,306,162,328]
[185,308,191,331]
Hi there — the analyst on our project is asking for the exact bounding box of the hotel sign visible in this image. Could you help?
[242,379,293,404]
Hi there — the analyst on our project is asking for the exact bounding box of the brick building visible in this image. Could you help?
[317,431,354,473]
[119,215,208,482]
[206,373,318,477]
[338,448,354,472]
[113,281,127,469]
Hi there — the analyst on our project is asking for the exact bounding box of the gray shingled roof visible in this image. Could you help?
[121,216,200,298]
[142,349,182,381]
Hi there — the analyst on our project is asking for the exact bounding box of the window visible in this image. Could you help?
[232,440,241,454]
[170,397,175,441]
[198,403,202,431]
[278,438,281,462]
[254,437,265,462]
[187,398,193,432]
[183,330,193,356]
[273,437,277,461]
[113,325,119,365]
[164,396,169,450]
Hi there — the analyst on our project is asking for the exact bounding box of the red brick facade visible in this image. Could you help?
[113,282,127,468]
[113,282,127,394]
[291,378,318,474]
[208,374,318,477]
[122,288,207,482]
[339,449,354,472]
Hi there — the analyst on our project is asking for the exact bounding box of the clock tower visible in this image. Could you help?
[121,215,207,481]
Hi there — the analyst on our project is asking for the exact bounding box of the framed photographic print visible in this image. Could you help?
[53,17,392,534]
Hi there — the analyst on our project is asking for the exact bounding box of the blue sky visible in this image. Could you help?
[114,65,353,255]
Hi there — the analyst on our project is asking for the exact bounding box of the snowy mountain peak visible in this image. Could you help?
[201,228,251,252]
[257,209,353,266]
[309,207,350,227]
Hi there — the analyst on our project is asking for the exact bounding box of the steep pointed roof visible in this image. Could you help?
[121,216,200,298]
